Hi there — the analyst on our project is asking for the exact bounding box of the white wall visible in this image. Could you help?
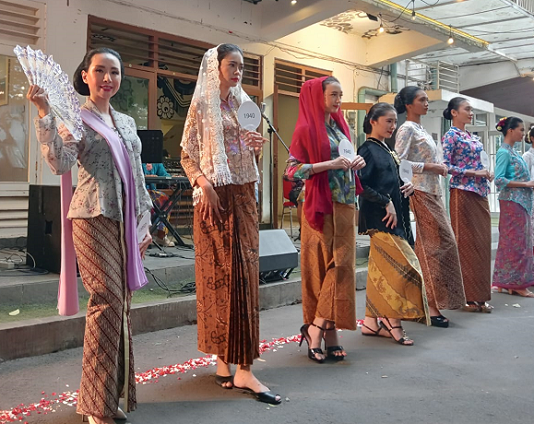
[34,0,389,224]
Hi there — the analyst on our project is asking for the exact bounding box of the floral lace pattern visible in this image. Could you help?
[34,99,152,221]
[180,46,257,204]
[441,126,490,198]
[395,121,442,196]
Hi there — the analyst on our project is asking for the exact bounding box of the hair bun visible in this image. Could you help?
[393,93,406,114]
[443,108,452,120]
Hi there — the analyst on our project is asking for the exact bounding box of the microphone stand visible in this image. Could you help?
[260,110,289,230]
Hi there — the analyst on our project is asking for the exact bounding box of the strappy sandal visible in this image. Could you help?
[463,301,493,313]
[215,374,234,389]
[323,325,346,361]
[361,323,391,338]
[379,318,414,346]
[299,324,325,363]
[496,287,534,298]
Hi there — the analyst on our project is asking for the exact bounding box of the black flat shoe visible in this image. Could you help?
[215,374,234,389]
[430,315,449,328]
[234,385,282,405]
[299,324,325,363]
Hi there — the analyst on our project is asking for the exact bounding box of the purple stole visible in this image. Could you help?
[57,109,148,316]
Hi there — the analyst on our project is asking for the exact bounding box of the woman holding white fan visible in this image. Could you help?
[394,87,465,328]
[27,47,152,424]
[285,76,365,362]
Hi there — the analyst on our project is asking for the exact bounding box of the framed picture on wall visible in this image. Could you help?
[0,57,8,106]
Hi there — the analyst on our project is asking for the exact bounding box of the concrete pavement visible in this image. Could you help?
[1,287,533,424]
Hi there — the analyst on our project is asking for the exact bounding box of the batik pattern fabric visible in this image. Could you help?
[365,231,430,325]
[410,190,465,310]
[492,200,534,289]
[449,188,492,302]
[300,202,356,330]
[193,183,260,365]
[442,126,490,198]
[72,215,136,417]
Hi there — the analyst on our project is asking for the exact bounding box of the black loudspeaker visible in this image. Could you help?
[259,229,298,283]
[26,185,63,273]
[138,130,164,163]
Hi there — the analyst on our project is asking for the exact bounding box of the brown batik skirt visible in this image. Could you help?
[365,231,430,324]
[193,183,260,365]
[410,190,466,310]
[449,188,492,302]
[72,215,136,417]
[300,202,356,330]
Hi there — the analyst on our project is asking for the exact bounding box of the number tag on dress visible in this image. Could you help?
[338,139,355,182]
[480,151,490,169]
[237,101,261,131]
[399,159,413,183]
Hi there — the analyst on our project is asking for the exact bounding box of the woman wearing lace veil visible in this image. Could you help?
[181,44,281,404]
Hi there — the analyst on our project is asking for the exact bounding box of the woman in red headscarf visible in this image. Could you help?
[284,76,365,363]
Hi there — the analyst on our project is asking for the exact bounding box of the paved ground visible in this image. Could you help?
[1,289,533,424]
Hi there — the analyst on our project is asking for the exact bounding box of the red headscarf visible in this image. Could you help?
[289,76,363,232]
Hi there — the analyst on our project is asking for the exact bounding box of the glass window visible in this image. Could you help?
[0,54,29,182]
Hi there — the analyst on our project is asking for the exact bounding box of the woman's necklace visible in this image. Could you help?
[367,137,401,165]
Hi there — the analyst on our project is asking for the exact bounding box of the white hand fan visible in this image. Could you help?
[14,45,85,141]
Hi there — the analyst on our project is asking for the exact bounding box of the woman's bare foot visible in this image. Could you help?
[361,317,391,337]
[324,321,346,358]
[306,320,326,362]
[233,365,282,404]
[380,318,414,346]
[216,357,233,388]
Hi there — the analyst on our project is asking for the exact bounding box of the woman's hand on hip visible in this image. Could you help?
[26,85,51,118]
[383,201,397,229]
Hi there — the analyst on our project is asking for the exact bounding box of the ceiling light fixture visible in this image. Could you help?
[378,13,385,33]
[447,25,454,45]
[411,0,416,20]
[291,0,297,5]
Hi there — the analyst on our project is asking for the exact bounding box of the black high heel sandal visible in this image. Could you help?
[379,318,414,346]
[323,326,346,361]
[299,324,325,363]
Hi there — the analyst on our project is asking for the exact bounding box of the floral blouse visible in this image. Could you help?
[441,126,490,198]
[495,143,532,214]
[395,121,442,196]
[284,120,356,205]
[180,94,259,190]
[34,99,152,222]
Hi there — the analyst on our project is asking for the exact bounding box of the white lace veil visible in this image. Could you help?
[180,44,250,203]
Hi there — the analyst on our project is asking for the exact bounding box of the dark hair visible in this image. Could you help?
[322,76,340,92]
[394,86,423,114]
[73,48,124,96]
[496,116,523,135]
[443,97,468,120]
[363,102,396,134]
[217,43,244,64]
[528,126,534,143]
